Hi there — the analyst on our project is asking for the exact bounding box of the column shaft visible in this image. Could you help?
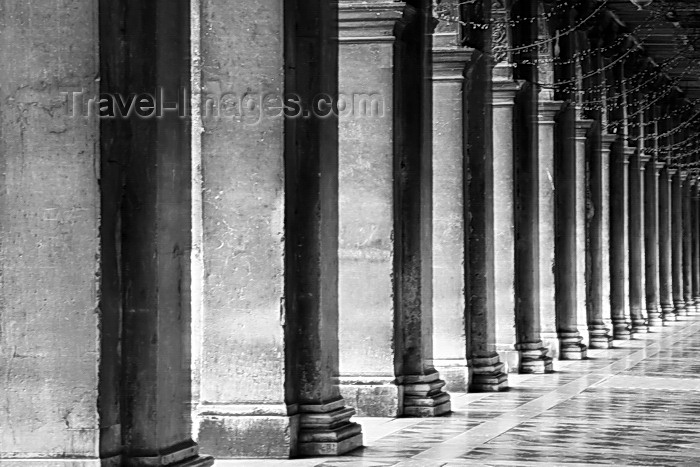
[197,0,362,456]
[337,1,403,417]
[0,2,114,461]
[465,51,508,391]
[555,104,588,359]
[659,166,677,322]
[682,175,695,314]
[644,160,663,329]
[514,80,552,373]
[492,79,519,368]
[537,100,563,355]
[575,118,593,346]
[628,152,649,333]
[693,181,700,310]
[672,171,686,315]
[431,45,471,390]
[586,130,616,348]
[393,2,451,416]
[610,141,632,338]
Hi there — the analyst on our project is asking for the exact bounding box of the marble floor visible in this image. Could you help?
[213,315,700,466]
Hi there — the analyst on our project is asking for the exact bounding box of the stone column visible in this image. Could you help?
[554,101,588,360]
[538,100,564,354]
[682,174,696,314]
[673,170,688,316]
[336,0,403,418]
[659,164,677,322]
[393,2,451,416]
[196,1,361,457]
[431,39,472,390]
[587,128,617,348]
[610,139,633,339]
[0,2,117,462]
[492,78,521,369]
[628,146,650,334]
[109,1,212,463]
[575,117,593,346]
[693,180,700,312]
[644,157,664,330]
[465,50,509,391]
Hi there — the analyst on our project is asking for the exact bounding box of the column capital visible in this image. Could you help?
[602,133,619,146]
[575,119,594,140]
[623,146,636,165]
[432,47,473,81]
[680,170,689,181]
[492,80,523,107]
[654,160,666,175]
[338,0,404,43]
[638,151,652,166]
[538,99,565,123]
[668,166,678,176]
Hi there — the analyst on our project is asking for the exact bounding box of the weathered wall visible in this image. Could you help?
[0,0,106,458]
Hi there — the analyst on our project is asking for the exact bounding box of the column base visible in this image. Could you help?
[298,399,363,456]
[469,354,508,391]
[661,302,677,323]
[400,372,452,417]
[674,299,686,317]
[611,319,632,340]
[588,324,614,349]
[338,376,401,417]
[558,332,587,360]
[646,305,664,330]
[684,299,697,315]
[126,442,215,466]
[197,403,299,458]
[630,315,648,335]
[0,457,122,466]
[433,358,470,392]
[516,342,553,374]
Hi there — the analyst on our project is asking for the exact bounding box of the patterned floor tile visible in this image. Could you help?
[214,316,700,466]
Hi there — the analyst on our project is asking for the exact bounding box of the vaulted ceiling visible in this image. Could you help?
[605,0,700,99]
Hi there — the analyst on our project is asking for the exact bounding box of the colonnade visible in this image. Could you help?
[2,0,699,463]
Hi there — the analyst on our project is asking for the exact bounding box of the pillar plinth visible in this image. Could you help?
[672,169,686,316]
[337,0,404,417]
[659,165,676,322]
[644,160,664,330]
[430,45,472,391]
[629,151,650,334]
[682,173,696,315]
[538,100,565,355]
[587,132,617,348]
